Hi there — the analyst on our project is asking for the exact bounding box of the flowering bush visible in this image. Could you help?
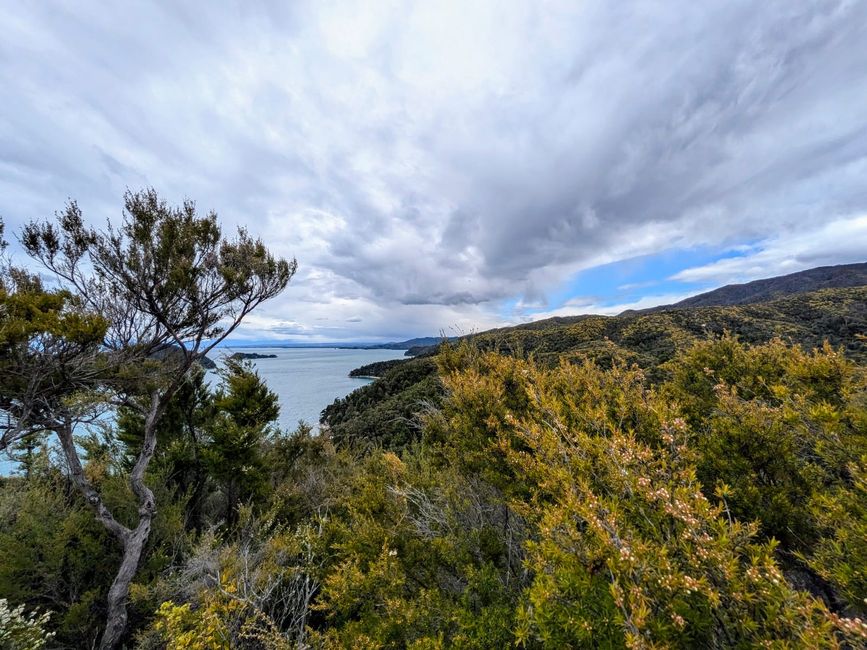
[0,599,54,650]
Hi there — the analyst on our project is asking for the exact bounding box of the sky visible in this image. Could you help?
[1,1,866,343]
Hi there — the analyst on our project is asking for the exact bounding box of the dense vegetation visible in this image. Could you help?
[2,204,867,647]
[348,359,408,378]
[324,357,440,449]
[5,334,867,648]
[323,286,867,448]
[0,194,293,649]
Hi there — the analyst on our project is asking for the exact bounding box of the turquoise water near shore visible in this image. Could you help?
[0,347,406,474]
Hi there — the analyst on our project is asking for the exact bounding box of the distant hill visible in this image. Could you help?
[348,359,407,377]
[224,337,450,352]
[367,336,455,352]
[150,344,216,369]
[640,262,867,312]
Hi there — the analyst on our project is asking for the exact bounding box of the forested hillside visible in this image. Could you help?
[322,286,867,448]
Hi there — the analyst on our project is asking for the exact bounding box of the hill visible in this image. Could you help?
[642,261,867,311]
[321,286,867,448]
[369,336,455,351]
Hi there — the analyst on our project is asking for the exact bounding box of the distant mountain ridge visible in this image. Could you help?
[237,264,866,354]
[367,336,456,351]
[638,262,867,313]
[223,336,452,352]
[397,262,867,358]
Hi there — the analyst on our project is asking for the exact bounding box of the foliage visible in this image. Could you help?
[806,456,867,614]
[432,348,862,647]
[117,365,214,531]
[323,287,867,448]
[154,600,234,650]
[349,358,409,378]
[0,470,117,646]
[4,335,867,648]
[0,598,54,650]
[413,287,867,367]
[204,359,280,526]
[664,337,867,554]
[146,507,323,649]
[0,460,188,646]
[306,449,521,649]
[0,267,107,454]
[1,191,293,649]
[322,357,442,449]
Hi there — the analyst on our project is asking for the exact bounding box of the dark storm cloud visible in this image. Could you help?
[1,1,866,339]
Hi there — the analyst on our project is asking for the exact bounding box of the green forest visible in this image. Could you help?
[2,194,867,649]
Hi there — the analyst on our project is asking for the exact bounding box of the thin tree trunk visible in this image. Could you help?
[227,479,239,528]
[57,418,129,541]
[99,517,151,649]
[50,392,167,649]
[98,390,164,650]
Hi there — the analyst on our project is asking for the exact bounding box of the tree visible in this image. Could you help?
[117,365,215,532]
[0,218,108,456]
[205,358,280,526]
[1,190,294,649]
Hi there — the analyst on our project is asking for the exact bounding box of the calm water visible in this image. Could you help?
[210,347,406,431]
[0,347,406,474]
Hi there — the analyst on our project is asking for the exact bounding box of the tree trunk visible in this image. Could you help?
[99,517,152,650]
[97,390,163,649]
[227,479,239,528]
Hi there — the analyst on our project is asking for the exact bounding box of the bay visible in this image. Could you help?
[212,347,407,432]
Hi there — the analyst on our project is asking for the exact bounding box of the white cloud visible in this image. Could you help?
[527,292,697,322]
[672,215,867,285]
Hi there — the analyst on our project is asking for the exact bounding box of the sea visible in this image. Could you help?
[212,346,407,431]
[0,347,406,475]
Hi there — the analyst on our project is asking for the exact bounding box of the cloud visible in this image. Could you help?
[672,215,867,285]
[1,1,866,340]
[527,292,697,322]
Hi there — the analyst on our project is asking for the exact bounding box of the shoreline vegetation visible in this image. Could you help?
[347,358,410,379]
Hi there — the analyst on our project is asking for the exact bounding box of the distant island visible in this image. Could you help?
[228,352,278,360]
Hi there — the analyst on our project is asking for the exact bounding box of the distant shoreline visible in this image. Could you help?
[225,344,403,351]
[218,336,450,353]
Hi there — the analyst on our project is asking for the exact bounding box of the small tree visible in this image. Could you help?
[117,365,215,532]
[2,190,294,649]
[205,358,279,526]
